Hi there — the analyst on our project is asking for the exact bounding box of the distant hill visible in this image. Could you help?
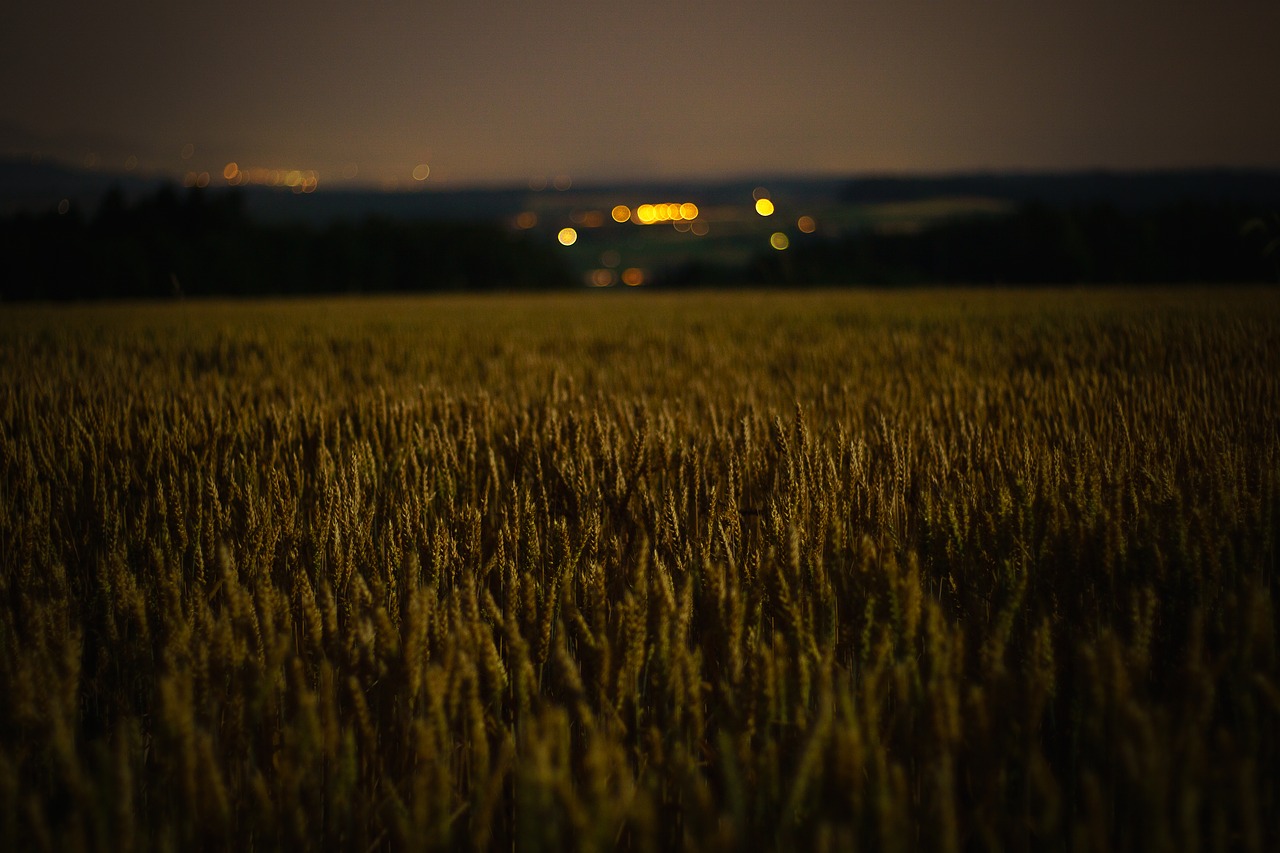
[5,158,1278,224]
[838,170,1280,210]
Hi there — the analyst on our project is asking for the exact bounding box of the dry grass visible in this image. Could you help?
[1,288,1278,851]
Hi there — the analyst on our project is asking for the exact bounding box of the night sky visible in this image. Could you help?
[3,1,1278,188]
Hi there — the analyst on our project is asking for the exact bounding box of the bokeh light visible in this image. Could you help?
[412,164,431,181]
[124,155,138,172]
[770,232,790,250]
[514,211,537,229]
[690,220,709,236]
[621,268,645,286]
[553,174,572,191]
[797,215,816,233]
[600,250,621,268]
[611,205,631,223]
[342,163,359,179]
[755,198,775,216]
[557,227,578,246]
[181,143,195,160]
[680,202,699,220]
[57,199,69,215]
[223,162,240,181]
[753,186,770,201]
[636,204,657,224]
[588,269,616,287]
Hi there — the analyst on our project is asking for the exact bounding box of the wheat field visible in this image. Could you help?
[1,288,1278,851]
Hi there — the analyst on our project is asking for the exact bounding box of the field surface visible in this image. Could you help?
[2,288,1279,851]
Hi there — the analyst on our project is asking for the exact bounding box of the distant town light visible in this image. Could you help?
[557,227,578,246]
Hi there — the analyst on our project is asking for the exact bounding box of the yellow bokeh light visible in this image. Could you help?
[589,269,616,287]
[680,202,699,220]
[770,232,790,250]
[223,162,239,181]
[755,198,775,216]
[611,205,631,223]
[621,267,645,286]
[637,204,657,224]
[412,164,430,181]
[797,215,816,233]
[666,203,682,220]
[557,227,578,246]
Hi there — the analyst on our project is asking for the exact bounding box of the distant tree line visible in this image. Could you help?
[3,184,1277,300]
[661,200,1280,288]
[0,185,575,300]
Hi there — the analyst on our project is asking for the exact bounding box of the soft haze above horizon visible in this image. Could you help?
[3,0,1278,188]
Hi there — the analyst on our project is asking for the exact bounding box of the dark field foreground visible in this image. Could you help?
[1,289,1278,851]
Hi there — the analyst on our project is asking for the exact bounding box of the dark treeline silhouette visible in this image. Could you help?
[1,185,575,300]
[3,182,1277,300]
[659,200,1279,288]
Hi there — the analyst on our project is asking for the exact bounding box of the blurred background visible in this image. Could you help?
[3,1,1279,297]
